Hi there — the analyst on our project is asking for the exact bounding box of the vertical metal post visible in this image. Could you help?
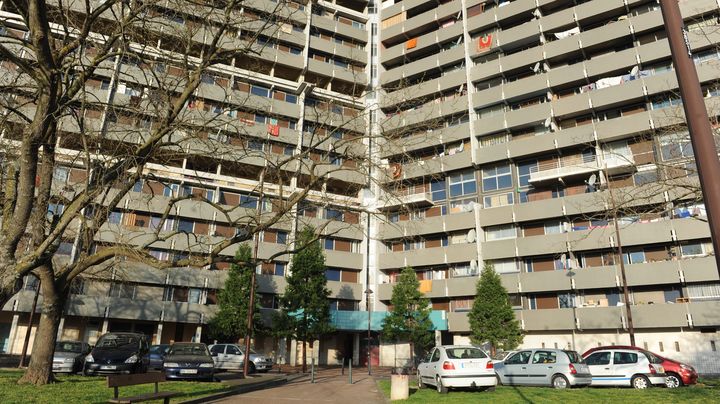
[19,281,40,368]
[349,360,352,384]
[608,171,636,346]
[311,357,315,383]
[660,0,720,277]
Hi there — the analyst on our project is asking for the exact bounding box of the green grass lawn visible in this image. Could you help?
[378,379,720,403]
[0,369,229,404]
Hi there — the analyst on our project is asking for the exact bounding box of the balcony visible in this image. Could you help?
[529,154,636,184]
[377,191,434,210]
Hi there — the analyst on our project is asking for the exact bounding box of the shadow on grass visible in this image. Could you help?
[89,386,229,404]
[511,385,533,404]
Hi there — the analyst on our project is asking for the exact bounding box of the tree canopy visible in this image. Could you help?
[468,263,523,355]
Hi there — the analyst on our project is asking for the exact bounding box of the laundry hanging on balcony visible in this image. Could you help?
[477,34,493,52]
[418,280,432,293]
[553,26,580,40]
[406,38,417,49]
[267,123,280,136]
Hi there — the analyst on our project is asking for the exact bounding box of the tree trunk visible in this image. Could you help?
[18,267,64,385]
[301,313,307,373]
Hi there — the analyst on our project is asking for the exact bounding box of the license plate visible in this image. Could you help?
[180,369,198,374]
[52,366,61,370]
[100,365,116,370]
[462,362,480,368]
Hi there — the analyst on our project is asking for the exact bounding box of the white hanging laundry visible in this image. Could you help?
[554,27,580,40]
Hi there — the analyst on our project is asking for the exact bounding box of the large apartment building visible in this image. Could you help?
[2,0,720,373]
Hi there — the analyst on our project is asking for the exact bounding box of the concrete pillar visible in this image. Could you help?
[101,319,109,334]
[353,333,360,366]
[7,314,20,354]
[290,338,298,366]
[194,325,202,342]
[278,337,287,365]
[56,317,65,340]
[435,330,442,347]
[155,323,163,345]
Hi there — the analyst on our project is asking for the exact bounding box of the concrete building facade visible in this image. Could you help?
[2,0,720,373]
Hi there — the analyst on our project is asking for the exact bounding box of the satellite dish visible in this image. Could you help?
[588,173,597,187]
[544,116,552,127]
[543,62,550,72]
[546,91,553,100]
[550,121,559,132]
[630,66,639,76]
[532,62,540,73]
[470,260,478,271]
[533,8,542,19]
[539,33,546,44]
[467,229,477,243]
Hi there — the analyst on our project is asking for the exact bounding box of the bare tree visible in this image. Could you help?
[0,0,424,385]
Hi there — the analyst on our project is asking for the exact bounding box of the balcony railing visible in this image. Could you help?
[529,154,635,183]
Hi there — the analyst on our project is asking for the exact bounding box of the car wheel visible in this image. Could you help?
[631,375,650,389]
[666,373,682,388]
[436,375,448,394]
[552,374,569,389]
[417,371,425,389]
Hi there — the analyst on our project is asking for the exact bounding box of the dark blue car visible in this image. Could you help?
[147,344,171,370]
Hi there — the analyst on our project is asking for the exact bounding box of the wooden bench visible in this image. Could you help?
[107,372,179,404]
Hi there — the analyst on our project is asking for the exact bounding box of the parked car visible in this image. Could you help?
[147,344,171,370]
[208,344,273,373]
[495,349,591,389]
[417,345,496,394]
[52,341,90,374]
[163,343,215,381]
[583,345,697,388]
[83,332,149,375]
[583,348,666,388]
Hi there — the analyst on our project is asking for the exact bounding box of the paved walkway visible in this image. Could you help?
[208,368,386,404]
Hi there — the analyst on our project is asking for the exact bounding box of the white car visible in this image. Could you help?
[208,344,273,373]
[584,348,666,388]
[417,345,496,394]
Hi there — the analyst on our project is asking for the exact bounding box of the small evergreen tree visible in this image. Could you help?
[381,266,434,364]
[469,263,523,355]
[208,244,263,342]
[274,226,333,372]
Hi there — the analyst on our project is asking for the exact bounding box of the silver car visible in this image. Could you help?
[585,349,666,388]
[208,344,273,373]
[52,341,90,373]
[495,349,592,389]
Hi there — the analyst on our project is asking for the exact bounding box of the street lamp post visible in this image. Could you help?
[365,288,373,375]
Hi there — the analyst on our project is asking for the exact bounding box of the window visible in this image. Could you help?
[613,352,638,364]
[532,351,557,364]
[544,221,563,235]
[681,242,705,257]
[659,342,664,352]
[484,192,514,208]
[660,132,694,160]
[482,164,512,191]
[177,219,194,233]
[559,293,576,308]
[250,85,270,98]
[325,208,344,221]
[188,288,202,304]
[517,160,537,188]
[485,224,516,241]
[686,283,720,300]
[622,250,646,264]
[276,231,288,244]
[675,341,680,352]
[248,139,264,151]
[274,263,286,276]
[430,179,447,201]
[240,194,258,209]
[109,283,135,299]
[53,167,70,183]
[133,181,143,193]
[326,268,341,281]
[491,259,519,274]
[324,239,335,250]
[505,351,532,365]
[449,170,477,197]
[585,352,611,366]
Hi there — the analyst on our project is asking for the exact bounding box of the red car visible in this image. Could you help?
[582,346,698,388]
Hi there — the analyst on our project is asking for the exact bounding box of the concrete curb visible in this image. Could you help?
[180,373,307,404]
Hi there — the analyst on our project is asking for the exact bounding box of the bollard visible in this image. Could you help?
[311,357,315,384]
[341,357,345,375]
[348,360,352,384]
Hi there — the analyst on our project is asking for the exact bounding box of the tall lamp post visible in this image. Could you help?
[659,0,720,278]
[365,288,373,375]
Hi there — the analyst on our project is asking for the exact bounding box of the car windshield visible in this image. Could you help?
[55,341,83,353]
[96,334,141,349]
[149,345,170,355]
[643,351,664,364]
[169,344,209,356]
[445,348,487,359]
[564,350,584,364]
[492,351,509,361]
